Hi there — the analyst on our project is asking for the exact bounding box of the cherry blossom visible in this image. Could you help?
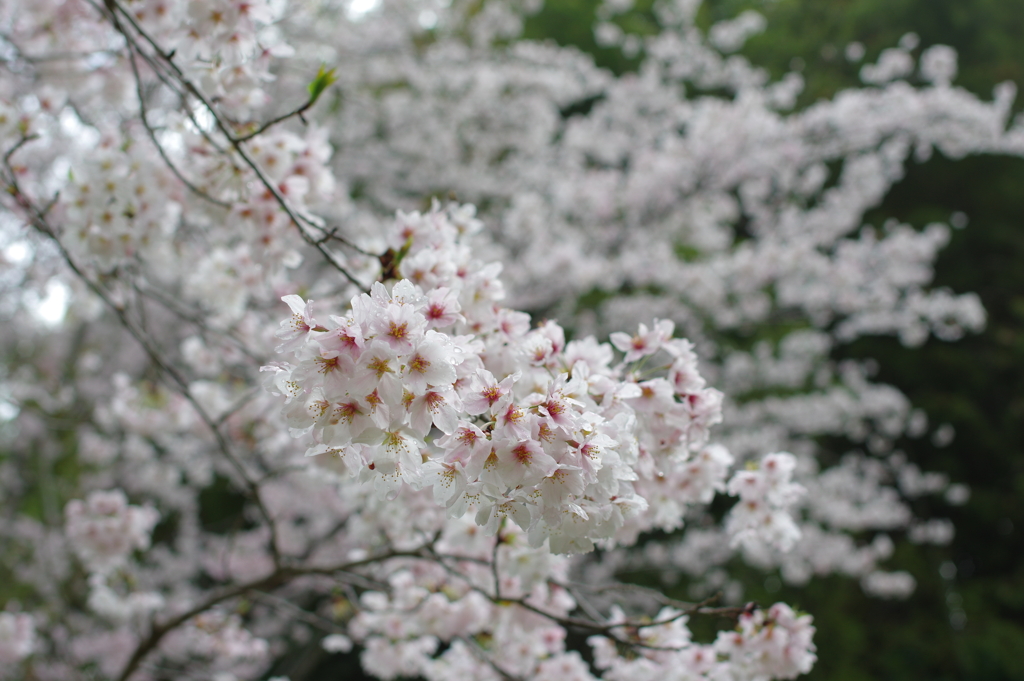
[0,0,1007,678]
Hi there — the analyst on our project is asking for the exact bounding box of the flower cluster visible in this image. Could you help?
[339,513,816,681]
[160,610,270,678]
[64,489,159,574]
[726,452,806,552]
[267,204,729,553]
[590,602,816,681]
[295,0,1000,600]
[0,613,35,666]
[59,128,184,269]
[346,526,581,681]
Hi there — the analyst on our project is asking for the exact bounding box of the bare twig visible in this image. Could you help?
[126,43,232,209]
[424,545,744,654]
[130,280,265,364]
[250,590,349,634]
[457,635,524,681]
[100,0,372,291]
[234,99,317,143]
[492,529,503,600]
[114,547,424,681]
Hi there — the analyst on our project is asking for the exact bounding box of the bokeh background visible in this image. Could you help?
[517,1,1024,679]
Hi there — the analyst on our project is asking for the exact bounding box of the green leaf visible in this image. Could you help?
[307,64,338,104]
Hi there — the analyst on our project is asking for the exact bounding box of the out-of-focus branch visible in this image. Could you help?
[457,635,524,681]
[99,0,375,291]
[1,141,283,571]
[125,44,233,209]
[427,544,745,654]
[115,546,427,681]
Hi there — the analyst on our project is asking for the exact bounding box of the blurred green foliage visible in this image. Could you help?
[740,0,1024,105]
[833,151,1024,681]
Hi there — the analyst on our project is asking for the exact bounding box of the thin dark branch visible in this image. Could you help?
[315,223,377,257]
[114,547,424,681]
[425,546,743,653]
[130,280,264,364]
[102,0,372,291]
[567,584,606,624]
[86,0,227,155]
[250,590,349,634]
[126,43,232,208]
[2,133,38,167]
[2,153,282,573]
[457,635,524,681]
[234,99,316,143]
[0,48,121,64]
[491,530,502,600]
[212,386,266,428]
[560,579,723,613]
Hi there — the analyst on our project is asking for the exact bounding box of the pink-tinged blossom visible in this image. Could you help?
[436,422,491,471]
[664,338,707,394]
[164,610,269,674]
[525,333,555,367]
[402,332,458,394]
[422,287,464,329]
[306,442,372,478]
[408,385,462,435]
[534,651,597,681]
[727,452,805,552]
[276,294,323,353]
[86,573,165,624]
[474,486,534,536]
[462,370,519,416]
[536,466,586,525]
[423,459,471,508]
[260,362,301,403]
[320,398,375,444]
[715,603,817,679]
[355,418,427,499]
[282,385,329,434]
[494,307,532,338]
[317,316,366,360]
[350,340,405,402]
[485,438,558,489]
[567,429,617,482]
[375,301,424,354]
[563,337,615,374]
[630,378,678,414]
[321,634,354,653]
[263,207,741,554]
[525,320,566,368]
[0,613,35,664]
[532,375,584,433]
[492,396,532,441]
[610,319,675,363]
[65,490,159,574]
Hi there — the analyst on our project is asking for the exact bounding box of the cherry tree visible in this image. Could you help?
[294,0,1014,598]
[0,0,1017,679]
